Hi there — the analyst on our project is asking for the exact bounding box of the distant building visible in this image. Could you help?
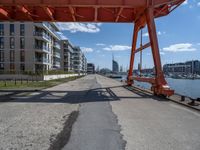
[87,63,95,74]
[72,46,87,73]
[60,40,74,72]
[100,68,112,75]
[112,56,119,73]
[163,60,200,75]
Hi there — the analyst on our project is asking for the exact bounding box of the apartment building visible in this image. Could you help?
[87,63,95,74]
[0,22,61,74]
[60,40,74,72]
[71,46,87,73]
[163,60,200,75]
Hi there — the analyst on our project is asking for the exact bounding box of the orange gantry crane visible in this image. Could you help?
[0,0,185,96]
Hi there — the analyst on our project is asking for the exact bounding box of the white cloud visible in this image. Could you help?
[157,31,162,35]
[57,32,68,40]
[182,0,188,5]
[163,43,196,52]
[142,32,149,37]
[96,43,105,46]
[160,52,165,55]
[81,47,94,53]
[103,45,131,51]
[197,43,200,45]
[142,31,164,37]
[57,23,101,33]
[197,2,200,7]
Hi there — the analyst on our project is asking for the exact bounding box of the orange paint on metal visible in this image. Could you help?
[0,0,185,96]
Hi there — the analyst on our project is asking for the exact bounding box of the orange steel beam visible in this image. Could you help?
[0,8,10,19]
[127,23,139,86]
[0,0,184,22]
[43,7,55,21]
[132,77,155,84]
[135,42,151,54]
[16,6,33,21]
[0,0,184,96]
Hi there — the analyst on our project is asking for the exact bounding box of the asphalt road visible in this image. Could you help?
[0,74,200,150]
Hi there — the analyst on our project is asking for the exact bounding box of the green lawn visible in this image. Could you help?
[0,76,83,90]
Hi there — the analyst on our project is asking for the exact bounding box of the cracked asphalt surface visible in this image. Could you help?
[0,74,200,150]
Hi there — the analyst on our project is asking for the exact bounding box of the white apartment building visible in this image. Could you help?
[0,22,61,74]
[60,40,74,72]
[72,46,87,73]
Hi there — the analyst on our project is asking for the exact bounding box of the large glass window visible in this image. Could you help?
[20,50,25,62]
[0,37,4,49]
[20,24,25,36]
[10,50,15,62]
[20,37,25,49]
[0,50,4,62]
[10,37,15,49]
[0,24,4,36]
[10,24,14,36]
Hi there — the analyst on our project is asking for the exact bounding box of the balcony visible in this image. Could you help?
[53,42,61,49]
[53,61,61,68]
[34,31,50,41]
[53,52,61,58]
[35,57,50,64]
[35,45,49,53]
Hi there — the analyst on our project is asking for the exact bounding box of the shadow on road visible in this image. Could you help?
[0,85,167,104]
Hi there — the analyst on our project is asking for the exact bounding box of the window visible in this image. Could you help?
[0,37,4,49]
[20,37,25,49]
[20,50,25,62]
[0,50,4,62]
[0,63,4,70]
[10,63,15,71]
[0,24,4,36]
[10,50,15,62]
[10,37,15,49]
[20,64,25,71]
[20,24,25,36]
[10,24,14,36]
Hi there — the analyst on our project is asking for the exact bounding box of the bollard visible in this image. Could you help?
[188,98,199,106]
[4,80,6,87]
[15,79,16,85]
[21,78,22,84]
[180,96,185,101]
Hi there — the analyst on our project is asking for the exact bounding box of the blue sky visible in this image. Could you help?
[57,0,200,71]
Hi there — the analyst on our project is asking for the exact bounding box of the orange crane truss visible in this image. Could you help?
[0,0,185,96]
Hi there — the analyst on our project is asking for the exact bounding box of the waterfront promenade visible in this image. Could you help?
[0,74,200,150]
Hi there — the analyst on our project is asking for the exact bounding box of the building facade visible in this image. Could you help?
[60,40,74,72]
[163,60,200,75]
[112,59,119,73]
[60,41,87,74]
[87,63,95,74]
[0,22,61,74]
[0,22,88,75]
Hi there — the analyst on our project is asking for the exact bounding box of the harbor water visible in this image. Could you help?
[119,75,200,99]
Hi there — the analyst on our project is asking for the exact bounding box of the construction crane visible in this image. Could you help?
[0,0,185,96]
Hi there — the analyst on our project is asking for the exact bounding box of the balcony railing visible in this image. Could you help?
[53,52,61,58]
[35,45,49,52]
[35,57,49,63]
[34,31,50,40]
[53,42,61,49]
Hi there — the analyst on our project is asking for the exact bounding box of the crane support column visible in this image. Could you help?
[145,7,174,96]
[127,24,139,86]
